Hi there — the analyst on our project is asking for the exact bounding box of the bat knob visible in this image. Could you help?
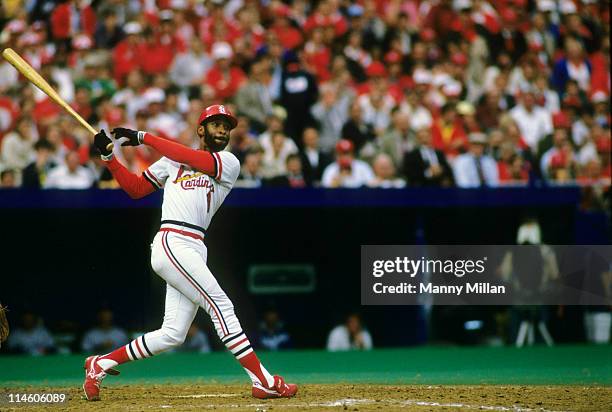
[106,142,114,152]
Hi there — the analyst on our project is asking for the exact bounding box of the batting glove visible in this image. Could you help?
[94,130,113,159]
[111,127,145,146]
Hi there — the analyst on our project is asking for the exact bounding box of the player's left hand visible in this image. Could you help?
[111,127,141,146]
[94,130,113,157]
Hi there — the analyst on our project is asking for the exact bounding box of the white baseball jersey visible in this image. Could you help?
[142,150,240,237]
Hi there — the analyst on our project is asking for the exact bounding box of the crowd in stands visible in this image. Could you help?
[0,0,609,193]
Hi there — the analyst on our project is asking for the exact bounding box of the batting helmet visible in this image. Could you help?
[198,105,238,129]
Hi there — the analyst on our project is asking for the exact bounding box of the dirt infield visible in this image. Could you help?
[2,384,610,411]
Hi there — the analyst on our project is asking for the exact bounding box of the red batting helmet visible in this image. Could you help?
[198,104,238,129]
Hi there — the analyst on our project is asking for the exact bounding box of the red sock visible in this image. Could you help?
[224,331,274,387]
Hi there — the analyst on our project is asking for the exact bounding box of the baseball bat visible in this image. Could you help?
[2,48,113,152]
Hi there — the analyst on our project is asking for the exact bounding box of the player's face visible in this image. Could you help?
[199,118,231,152]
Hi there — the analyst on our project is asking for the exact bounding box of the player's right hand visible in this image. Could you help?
[94,130,113,157]
[111,127,141,146]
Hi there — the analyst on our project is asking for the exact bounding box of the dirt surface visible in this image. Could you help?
[1,384,610,411]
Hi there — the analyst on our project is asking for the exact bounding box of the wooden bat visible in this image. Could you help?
[2,48,113,152]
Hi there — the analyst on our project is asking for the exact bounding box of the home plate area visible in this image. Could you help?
[3,384,610,411]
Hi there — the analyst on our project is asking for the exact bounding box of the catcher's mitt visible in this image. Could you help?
[0,303,8,348]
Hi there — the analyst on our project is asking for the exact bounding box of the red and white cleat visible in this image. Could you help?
[82,355,119,401]
[252,375,298,399]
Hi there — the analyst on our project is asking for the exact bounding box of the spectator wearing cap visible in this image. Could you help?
[453,132,499,187]
[235,55,274,133]
[378,109,414,169]
[510,90,553,153]
[431,102,468,158]
[341,100,376,156]
[205,42,247,102]
[94,9,124,49]
[280,50,318,144]
[321,139,375,188]
[403,127,454,187]
[310,82,351,154]
[552,37,592,96]
[368,153,406,189]
[44,149,95,189]
[298,127,333,185]
[112,21,144,85]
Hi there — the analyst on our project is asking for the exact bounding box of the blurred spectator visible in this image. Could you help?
[94,9,124,49]
[403,127,454,187]
[44,150,95,189]
[235,55,274,133]
[266,154,309,188]
[368,153,406,188]
[378,109,414,169]
[298,127,333,185]
[228,116,257,163]
[453,132,499,187]
[74,57,116,108]
[310,82,352,154]
[256,308,292,351]
[170,36,213,90]
[552,37,592,96]
[341,100,376,155]
[327,313,372,351]
[112,22,144,85]
[398,89,433,131]
[431,102,468,158]
[205,41,246,103]
[236,146,265,188]
[261,131,298,179]
[322,139,375,188]
[540,128,578,183]
[177,324,211,353]
[7,311,55,355]
[22,139,57,189]
[497,142,529,186]
[280,50,319,143]
[1,116,37,180]
[510,90,553,153]
[0,169,17,188]
[81,308,128,354]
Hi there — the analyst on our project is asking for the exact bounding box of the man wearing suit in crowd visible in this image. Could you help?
[453,132,500,188]
[403,127,454,187]
[298,127,332,185]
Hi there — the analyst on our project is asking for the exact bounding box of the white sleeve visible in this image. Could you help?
[143,157,171,189]
[321,164,338,188]
[212,150,240,187]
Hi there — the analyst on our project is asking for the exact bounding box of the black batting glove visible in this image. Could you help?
[111,127,142,146]
[94,130,113,157]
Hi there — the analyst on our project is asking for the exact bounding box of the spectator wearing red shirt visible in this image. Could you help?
[304,0,348,39]
[112,22,144,85]
[423,0,458,41]
[303,27,331,82]
[50,0,96,49]
[139,11,185,76]
[431,102,468,158]
[205,42,246,102]
[270,5,303,51]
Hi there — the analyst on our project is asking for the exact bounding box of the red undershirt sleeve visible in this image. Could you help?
[142,132,217,177]
[105,157,156,199]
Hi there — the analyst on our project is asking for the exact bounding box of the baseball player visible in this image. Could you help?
[83,104,297,401]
